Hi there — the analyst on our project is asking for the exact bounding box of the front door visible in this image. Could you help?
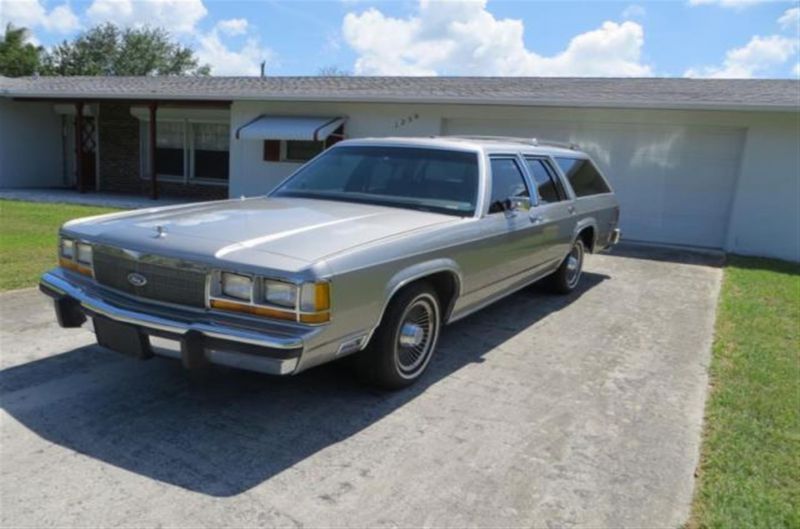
[77,116,97,190]
[471,155,553,298]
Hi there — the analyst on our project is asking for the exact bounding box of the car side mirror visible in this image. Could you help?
[505,196,531,213]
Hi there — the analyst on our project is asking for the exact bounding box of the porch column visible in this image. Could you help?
[75,101,85,193]
[148,102,158,200]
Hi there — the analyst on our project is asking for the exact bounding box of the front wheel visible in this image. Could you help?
[546,238,585,294]
[355,282,441,389]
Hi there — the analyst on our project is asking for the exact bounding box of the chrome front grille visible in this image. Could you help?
[93,246,208,308]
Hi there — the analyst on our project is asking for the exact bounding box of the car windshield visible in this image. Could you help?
[272,146,479,217]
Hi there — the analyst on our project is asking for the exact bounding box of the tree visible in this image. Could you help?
[42,23,210,76]
[0,24,43,77]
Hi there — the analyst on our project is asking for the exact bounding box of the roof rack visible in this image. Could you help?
[441,135,579,150]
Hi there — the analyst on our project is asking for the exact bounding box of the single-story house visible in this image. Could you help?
[0,76,798,261]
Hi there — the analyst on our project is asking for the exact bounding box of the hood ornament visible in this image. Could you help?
[154,225,167,239]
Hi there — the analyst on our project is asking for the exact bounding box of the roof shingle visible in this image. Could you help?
[1,76,797,111]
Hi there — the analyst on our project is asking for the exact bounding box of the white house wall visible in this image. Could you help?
[232,101,800,261]
[0,99,63,188]
[726,113,800,262]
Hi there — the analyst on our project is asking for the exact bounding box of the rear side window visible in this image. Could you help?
[555,157,611,197]
[525,158,565,204]
[489,158,529,213]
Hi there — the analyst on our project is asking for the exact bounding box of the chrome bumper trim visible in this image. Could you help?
[149,337,298,375]
[40,269,320,375]
[610,228,621,245]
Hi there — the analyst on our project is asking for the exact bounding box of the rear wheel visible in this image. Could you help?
[355,283,441,389]
[546,238,585,294]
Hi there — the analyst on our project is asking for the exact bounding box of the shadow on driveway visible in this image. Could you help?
[0,273,607,497]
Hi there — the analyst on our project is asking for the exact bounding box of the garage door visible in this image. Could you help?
[444,118,746,248]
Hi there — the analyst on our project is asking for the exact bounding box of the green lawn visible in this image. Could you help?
[0,199,121,291]
[689,256,800,528]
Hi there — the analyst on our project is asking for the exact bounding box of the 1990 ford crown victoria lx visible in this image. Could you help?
[40,136,620,388]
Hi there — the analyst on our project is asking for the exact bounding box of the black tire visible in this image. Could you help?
[354,282,441,389]
[546,238,585,294]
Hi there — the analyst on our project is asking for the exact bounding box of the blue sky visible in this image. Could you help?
[1,0,798,78]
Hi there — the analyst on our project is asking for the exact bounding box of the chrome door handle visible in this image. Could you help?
[568,206,576,214]
[530,215,545,224]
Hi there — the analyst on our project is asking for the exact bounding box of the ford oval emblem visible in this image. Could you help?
[127,272,147,287]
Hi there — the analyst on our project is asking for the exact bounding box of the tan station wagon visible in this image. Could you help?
[41,136,621,388]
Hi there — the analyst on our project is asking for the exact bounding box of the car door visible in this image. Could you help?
[473,155,554,296]
[523,156,576,263]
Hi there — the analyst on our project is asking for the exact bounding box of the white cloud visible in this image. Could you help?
[793,62,800,77]
[342,0,651,76]
[216,18,248,36]
[47,4,80,33]
[0,0,79,33]
[86,0,207,33]
[686,7,800,78]
[194,29,276,76]
[685,34,798,77]
[622,4,646,20]
[688,0,772,8]
[778,7,799,31]
[323,31,342,53]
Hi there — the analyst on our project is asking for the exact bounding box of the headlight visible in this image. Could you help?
[263,280,297,308]
[211,273,331,324]
[76,242,93,265]
[221,272,252,301]
[58,237,93,277]
[61,238,75,259]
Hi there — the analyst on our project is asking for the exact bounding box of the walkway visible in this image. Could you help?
[0,188,197,209]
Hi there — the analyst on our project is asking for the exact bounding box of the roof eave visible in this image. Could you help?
[2,91,797,113]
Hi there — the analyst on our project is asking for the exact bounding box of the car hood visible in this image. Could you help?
[64,197,457,268]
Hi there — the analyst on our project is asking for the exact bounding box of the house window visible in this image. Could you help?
[192,122,230,181]
[141,120,230,184]
[262,125,345,163]
[154,121,184,177]
[284,140,324,162]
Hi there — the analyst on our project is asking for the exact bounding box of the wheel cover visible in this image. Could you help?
[566,242,583,288]
[394,294,439,378]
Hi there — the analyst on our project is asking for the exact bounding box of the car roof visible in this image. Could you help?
[336,136,588,158]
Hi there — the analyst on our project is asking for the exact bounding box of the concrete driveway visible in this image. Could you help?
[0,246,722,528]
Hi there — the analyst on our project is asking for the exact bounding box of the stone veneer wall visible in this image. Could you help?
[98,102,228,200]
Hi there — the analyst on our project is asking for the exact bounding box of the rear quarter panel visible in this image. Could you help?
[574,194,620,250]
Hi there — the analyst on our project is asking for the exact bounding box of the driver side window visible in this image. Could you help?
[489,158,529,214]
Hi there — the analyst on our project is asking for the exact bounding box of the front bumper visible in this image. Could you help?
[39,268,326,375]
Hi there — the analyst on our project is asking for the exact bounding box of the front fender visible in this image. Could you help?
[381,258,463,322]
